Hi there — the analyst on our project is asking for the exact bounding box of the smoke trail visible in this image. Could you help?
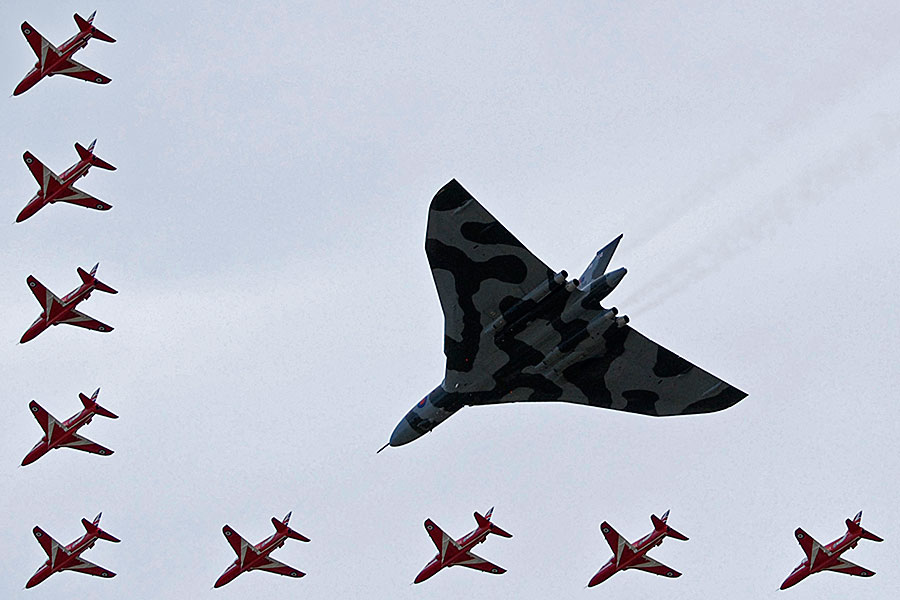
[620,113,900,317]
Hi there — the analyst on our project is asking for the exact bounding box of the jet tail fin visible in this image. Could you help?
[474,508,513,538]
[579,234,623,285]
[74,12,116,42]
[82,513,120,543]
[79,389,118,419]
[78,264,118,294]
[846,512,883,542]
[75,140,116,170]
[651,511,689,541]
[272,513,310,542]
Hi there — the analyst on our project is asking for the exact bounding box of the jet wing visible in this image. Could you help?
[544,325,747,416]
[629,555,681,577]
[58,310,113,333]
[27,275,62,317]
[222,525,259,563]
[52,57,111,85]
[794,528,828,565]
[60,433,113,456]
[65,557,115,578]
[21,22,60,66]
[600,521,635,565]
[253,556,305,578]
[23,152,63,196]
[53,185,113,211]
[33,526,66,560]
[424,519,459,560]
[426,179,555,375]
[823,557,875,577]
[454,550,505,574]
[425,180,745,416]
[28,401,61,438]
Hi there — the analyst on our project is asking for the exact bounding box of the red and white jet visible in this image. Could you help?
[14,11,115,96]
[414,508,512,584]
[781,511,883,590]
[215,512,310,588]
[20,263,117,344]
[26,513,119,588]
[22,388,117,466]
[17,139,115,223]
[588,511,688,587]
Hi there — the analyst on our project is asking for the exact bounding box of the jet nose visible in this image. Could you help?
[389,417,423,448]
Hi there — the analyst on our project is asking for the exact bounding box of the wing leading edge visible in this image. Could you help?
[425,180,746,417]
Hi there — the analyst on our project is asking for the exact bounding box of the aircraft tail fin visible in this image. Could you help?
[651,511,689,541]
[578,234,623,286]
[82,513,120,543]
[78,264,118,294]
[475,508,513,538]
[75,12,115,43]
[79,388,118,419]
[75,140,116,170]
[846,512,883,542]
[272,512,310,542]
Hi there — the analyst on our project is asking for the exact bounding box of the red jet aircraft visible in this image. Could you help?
[20,263,117,344]
[414,508,512,584]
[22,388,117,466]
[14,11,115,96]
[26,513,119,588]
[17,139,115,223]
[781,511,883,590]
[215,512,310,588]
[588,511,688,587]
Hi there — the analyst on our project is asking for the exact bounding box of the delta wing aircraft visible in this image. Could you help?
[14,11,115,96]
[215,512,310,588]
[414,508,512,584]
[20,263,117,344]
[17,140,115,223]
[385,180,747,448]
[588,511,688,587]
[26,513,119,588]
[22,388,117,466]
[781,511,883,590]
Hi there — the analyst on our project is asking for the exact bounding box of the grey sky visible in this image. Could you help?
[2,1,899,598]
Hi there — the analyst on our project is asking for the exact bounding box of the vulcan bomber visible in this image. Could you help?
[386,180,746,448]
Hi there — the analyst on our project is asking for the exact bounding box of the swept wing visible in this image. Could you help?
[59,433,113,456]
[58,310,113,332]
[20,22,60,68]
[253,556,305,578]
[454,550,505,574]
[629,555,681,578]
[52,57,111,84]
[64,557,115,578]
[823,557,875,577]
[426,180,746,416]
[424,519,459,561]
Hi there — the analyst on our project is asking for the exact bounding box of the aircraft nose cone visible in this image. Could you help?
[389,418,422,447]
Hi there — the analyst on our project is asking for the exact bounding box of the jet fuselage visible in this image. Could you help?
[22,406,99,466]
[782,531,867,589]
[18,157,94,222]
[215,532,292,587]
[20,280,97,343]
[589,528,667,586]
[26,532,100,588]
[414,525,492,583]
[15,28,93,96]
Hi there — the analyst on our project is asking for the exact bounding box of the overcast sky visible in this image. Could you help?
[2,2,899,598]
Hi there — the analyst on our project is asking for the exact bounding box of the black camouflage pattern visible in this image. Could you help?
[402,180,746,439]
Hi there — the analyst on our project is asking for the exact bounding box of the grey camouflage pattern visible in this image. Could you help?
[389,180,746,446]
